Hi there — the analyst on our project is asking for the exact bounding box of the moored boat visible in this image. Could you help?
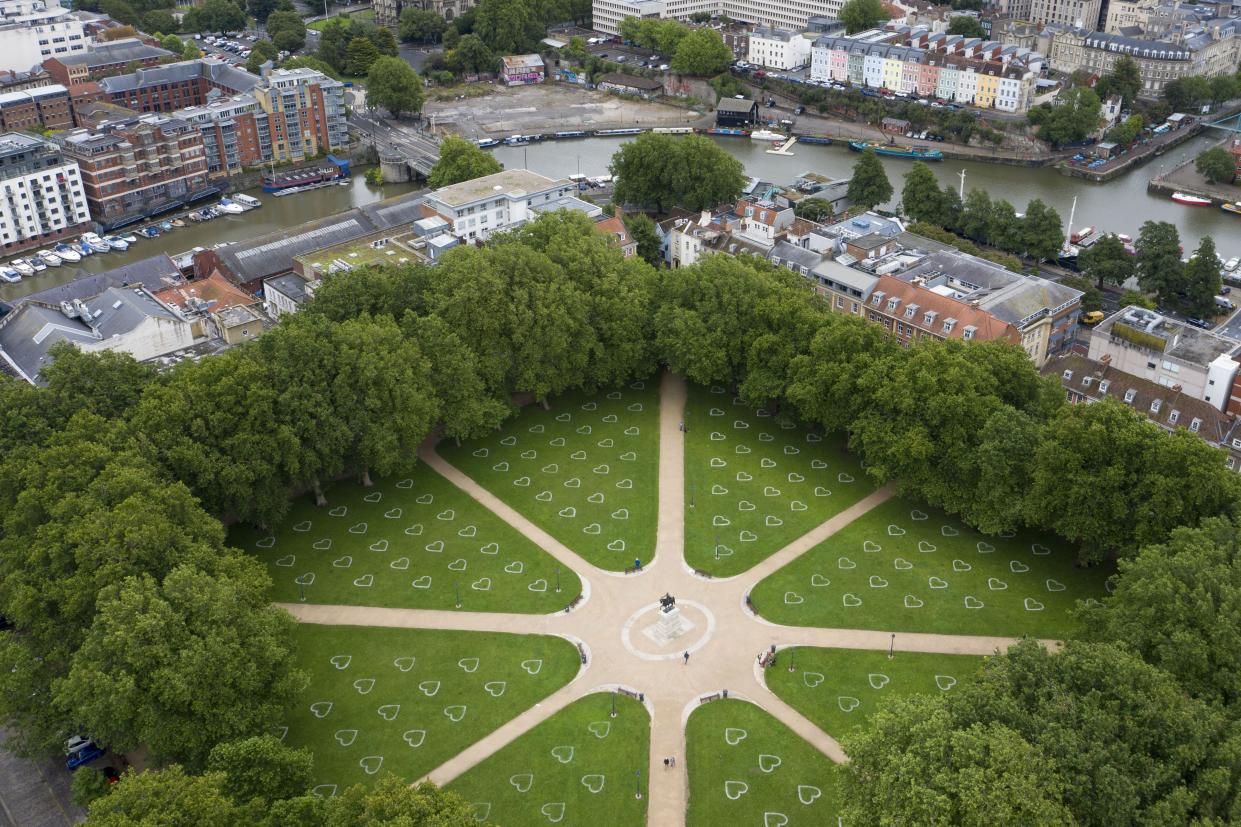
[103,235,128,251]
[849,140,944,160]
[0,266,19,283]
[1222,202,1241,216]
[215,198,245,215]
[82,233,110,253]
[1171,192,1211,206]
[797,135,833,145]
[37,250,62,266]
[120,232,138,244]
[10,258,35,276]
[139,227,160,238]
[260,162,347,193]
[27,256,46,271]
[171,218,186,227]
[476,138,500,148]
[53,243,81,262]
[231,194,261,209]
[159,220,173,231]
[76,240,93,256]
[750,129,785,142]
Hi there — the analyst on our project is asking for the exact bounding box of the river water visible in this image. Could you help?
[4,134,1235,303]
[495,133,1241,256]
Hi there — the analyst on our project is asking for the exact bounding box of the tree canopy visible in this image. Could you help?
[847,147,893,209]
[610,132,745,212]
[365,56,425,118]
[1196,146,1237,184]
[1027,87,1101,146]
[428,135,503,188]
[669,27,732,76]
[839,0,890,33]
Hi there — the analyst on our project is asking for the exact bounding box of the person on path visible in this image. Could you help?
[683,651,689,665]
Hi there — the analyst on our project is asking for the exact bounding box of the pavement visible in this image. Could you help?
[0,730,85,827]
[281,371,1050,826]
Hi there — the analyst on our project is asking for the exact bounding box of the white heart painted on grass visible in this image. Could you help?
[783,591,804,604]
[510,774,534,793]
[348,523,367,535]
[377,704,401,720]
[814,486,831,497]
[942,525,960,536]
[310,701,333,718]
[894,557,913,570]
[803,672,824,688]
[842,593,863,607]
[473,448,489,458]
[311,785,336,798]
[724,727,748,745]
[443,705,467,722]
[484,681,506,697]
[869,575,888,588]
[758,754,781,773]
[564,478,581,489]
[471,578,492,591]
[359,756,383,775]
[425,540,444,553]
[458,525,477,538]
[353,678,375,694]
[582,523,601,535]
[480,542,500,555]
[928,576,948,589]
[724,780,749,800]
[528,579,548,592]
[798,785,822,805]
[521,450,537,459]
[935,675,957,691]
[581,774,605,794]
[904,594,924,608]
[334,729,357,746]
[402,729,425,748]
[397,478,414,489]
[977,541,995,553]
[888,525,905,536]
[963,596,984,609]
[810,573,831,587]
[790,500,807,512]
[522,659,543,675]
[863,540,882,553]
[1032,543,1051,555]
[988,577,1008,590]
[738,501,755,512]
[868,673,890,689]
[838,696,860,712]
[1010,560,1030,573]
[405,524,423,536]
[530,424,545,433]
[276,554,295,567]
[505,561,524,575]
[765,515,783,527]
[764,813,789,827]
[393,656,415,672]
[588,720,610,738]
[369,540,388,552]
[541,803,566,823]
[607,539,625,551]
[586,492,604,504]
[838,556,856,569]
[1025,598,1045,611]
[838,473,854,483]
[919,541,937,553]
[953,559,971,572]
[437,509,455,521]
[448,558,467,571]
[536,490,553,502]
[1046,579,1066,592]
[332,556,352,568]
[313,539,332,551]
[736,471,752,481]
[295,572,315,585]
[353,574,374,587]
[330,654,352,669]
[293,520,311,532]
[612,508,629,520]
[329,506,347,517]
[551,745,574,763]
[411,575,432,589]
[416,494,433,505]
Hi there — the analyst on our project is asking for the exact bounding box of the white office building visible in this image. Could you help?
[0,0,85,73]
[594,0,844,38]
[747,26,814,69]
[0,132,89,255]
[422,169,575,242]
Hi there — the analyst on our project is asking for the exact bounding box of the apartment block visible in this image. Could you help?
[0,132,89,254]
[54,114,210,225]
[373,0,478,28]
[175,67,346,176]
[0,82,70,131]
[810,26,1043,113]
[0,0,85,73]
[422,169,575,242]
[1029,0,1102,29]
[1087,306,1240,411]
[98,58,259,114]
[593,0,845,38]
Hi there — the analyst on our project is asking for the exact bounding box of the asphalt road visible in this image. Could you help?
[0,730,86,827]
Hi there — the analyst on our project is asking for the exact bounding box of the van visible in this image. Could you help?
[1216,296,1235,311]
[1081,310,1105,324]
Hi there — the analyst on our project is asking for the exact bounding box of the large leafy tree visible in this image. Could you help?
[839,0,889,33]
[1196,146,1237,184]
[946,14,985,37]
[265,10,306,52]
[84,767,239,827]
[1180,235,1223,317]
[1134,219,1184,308]
[622,212,662,266]
[844,640,1237,826]
[846,147,893,210]
[56,563,306,767]
[365,56,424,118]
[610,132,744,212]
[1097,54,1141,107]
[669,27,732,76]
[787,316,901,433]
[958,188,993,243]
[1021,198,1065,262]
[428,135,502,188]
[1077,232,1134,289]
[1080,516,1241,711]
[183,0,245,33]
[346,35,381,76]
[1027,86,1101,146]
[900,161,944,224]
[206,735,313,808]
[1164,75,1212,111]
[399,7,447,43]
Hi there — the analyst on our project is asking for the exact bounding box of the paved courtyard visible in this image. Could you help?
[280,372,1056,825]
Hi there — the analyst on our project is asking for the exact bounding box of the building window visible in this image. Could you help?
[1169,409,1180,424]
[1099,379,1110,393]
[1124,388,1137,403]
[1151,399,1162,413]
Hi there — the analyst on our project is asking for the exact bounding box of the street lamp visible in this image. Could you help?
[888,633,895,660]
[555,566,561,593]
[634,769,642,800]
[455,582,461,609]
[611,690,617,718]
[788,647,796,673]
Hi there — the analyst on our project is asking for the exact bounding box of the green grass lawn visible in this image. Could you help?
[232,467,582,613]
[307,8,373,30]
[439,381,660,571]
[282,625,580,794]
[766,647,982,741]
[750,498,1111,638]
[685,384,875,578]
[448,692,650,826]
[686,699,844,827]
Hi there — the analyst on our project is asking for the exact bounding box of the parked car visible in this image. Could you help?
[66,743,104,770]
[1187,317,1213,329]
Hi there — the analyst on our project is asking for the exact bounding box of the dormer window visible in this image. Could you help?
[1099,379,1110,393]
[871,291,885,306]
[942,318,956,333]
[1124,388,1137,404]
[963,325,976,340]
[1190,417,1202,432]
[887,298,900,311]
[1062,369,1073,381]
[924,310,937,325]
[1082,376,1093,387]
[1150,399,1162,414]
[1169,409,1180,424]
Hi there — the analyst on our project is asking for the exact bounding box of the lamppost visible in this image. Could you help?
[888,633,895,660]
[610,690,617,718]
[634,769,642,800]
[555,566,561,593]
[788,646,796,673]
[455,582,461,609]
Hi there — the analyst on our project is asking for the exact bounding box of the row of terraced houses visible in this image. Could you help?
[810,26,1044,113]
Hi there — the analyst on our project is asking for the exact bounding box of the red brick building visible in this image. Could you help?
[43,38,173,86]
[0,84,72,131]
[97,59,259,114]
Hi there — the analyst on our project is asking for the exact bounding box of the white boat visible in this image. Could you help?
[215,198,245,215]
[28,256,46,271]
[37,250,63,266]
[231,193,261,209]
[82,233,110,253]
[120,232,138,244]
[104,235,129,251]
[0,267,20,283]
[53,243,81,262]
[1171,192,1211,206]
[9,258,35,276]
[749,129,785,142]
[1225,257,1240,272]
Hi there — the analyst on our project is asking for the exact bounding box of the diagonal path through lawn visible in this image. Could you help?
[278,371,1078,827]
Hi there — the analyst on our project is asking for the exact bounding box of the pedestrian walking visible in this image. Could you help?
[663,758,669,769]
[683,650,689,665]
[669,756,676,768]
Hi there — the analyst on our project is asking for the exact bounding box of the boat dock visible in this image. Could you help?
[766,136,797,156]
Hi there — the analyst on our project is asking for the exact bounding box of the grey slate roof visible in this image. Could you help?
[264,273,310,304]
[0,286,180,383]
[56,39,173,68]
[100,59,259,95]
[770,240,823,272]
[3,255,182,312]
[716,97,757,113]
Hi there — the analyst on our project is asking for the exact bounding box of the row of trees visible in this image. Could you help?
[316,15,398,76]
[2,201,1240,818]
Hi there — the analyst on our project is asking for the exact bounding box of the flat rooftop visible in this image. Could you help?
[428,169,566,207]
